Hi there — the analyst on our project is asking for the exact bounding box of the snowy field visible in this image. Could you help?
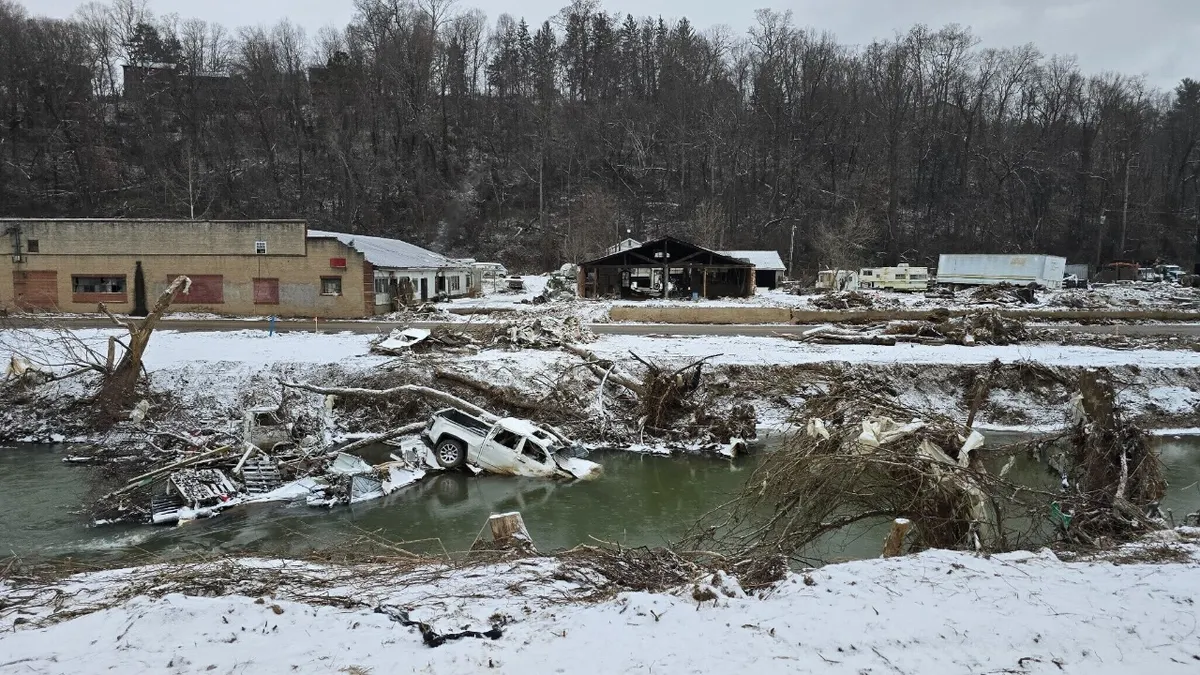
[446,278,1200,316]
[9,328,1200,373]
[2,537,1199,675]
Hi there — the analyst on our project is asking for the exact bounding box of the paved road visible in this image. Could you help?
[5,317,1200,337]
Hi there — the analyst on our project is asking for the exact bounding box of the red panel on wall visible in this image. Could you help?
[169,274,224,304]
[329,257,347,269]
[12,271,58,310]
[253,278,280,305]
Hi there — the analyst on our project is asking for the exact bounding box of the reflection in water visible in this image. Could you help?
[3,434,1199,566]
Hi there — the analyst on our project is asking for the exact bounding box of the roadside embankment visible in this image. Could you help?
[609,304,1200,324]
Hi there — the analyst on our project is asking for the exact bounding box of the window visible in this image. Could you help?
[253,278,279,304]
[26,239,39,253]
[522,440,547,462]
[449,275,461,291]
[374,278,388,294]
[255,241,267,254]
[861,269,873,277]
[492,430,521,450]
[72,276,126,294]
[321,276,342,296]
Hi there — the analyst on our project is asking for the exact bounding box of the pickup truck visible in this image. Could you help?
[423,408,600,480]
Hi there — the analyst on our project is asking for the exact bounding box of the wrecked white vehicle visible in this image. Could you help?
[423,408,601,480]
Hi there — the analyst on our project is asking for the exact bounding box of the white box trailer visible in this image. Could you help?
[936,254,1067,289]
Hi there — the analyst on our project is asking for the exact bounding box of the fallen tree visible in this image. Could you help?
[1058,370,1167,545]
[685,368,1169,570]
[281,380,498,422]
[683,387,1047,571]
[96,275,191,421]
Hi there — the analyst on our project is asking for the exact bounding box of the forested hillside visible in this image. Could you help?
[3,0,1199,273]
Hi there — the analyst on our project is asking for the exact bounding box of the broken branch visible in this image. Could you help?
[281,380,499,422]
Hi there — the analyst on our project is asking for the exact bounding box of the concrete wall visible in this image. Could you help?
[1,223,373,318]
[3,219,308,257]
[608,306,793,324]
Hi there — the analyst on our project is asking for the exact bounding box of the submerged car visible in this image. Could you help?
[422,408,601,480]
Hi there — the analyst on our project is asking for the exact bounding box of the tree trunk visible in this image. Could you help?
[97,275,190,421]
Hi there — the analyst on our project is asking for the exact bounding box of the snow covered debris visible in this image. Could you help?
[3,541,1199,674]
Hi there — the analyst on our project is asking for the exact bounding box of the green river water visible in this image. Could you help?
[2,434,1199,565]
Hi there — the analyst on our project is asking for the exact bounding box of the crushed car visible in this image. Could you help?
[421,408,601,480]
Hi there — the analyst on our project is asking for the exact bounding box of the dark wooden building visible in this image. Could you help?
[577,237,756,300]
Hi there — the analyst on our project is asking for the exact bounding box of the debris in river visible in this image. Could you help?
[683,385,1046,563]
[1057,370,1168,545]
[151,468,237,524]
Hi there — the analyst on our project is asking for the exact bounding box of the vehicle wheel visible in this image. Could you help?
[434,438,467,469]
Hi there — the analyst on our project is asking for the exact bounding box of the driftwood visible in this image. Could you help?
[281,381,499,422]
[335,423,426,455]
[562,344,646,397]
[434,369,570,417]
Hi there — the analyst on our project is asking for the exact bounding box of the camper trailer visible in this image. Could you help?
[816,269,859,291]
[857,263,929,292]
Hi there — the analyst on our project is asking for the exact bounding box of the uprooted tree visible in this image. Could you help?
[1057,370,1167,545]
[0,276,191,424]
[683,369,1167,581]
[682,386,1049,583]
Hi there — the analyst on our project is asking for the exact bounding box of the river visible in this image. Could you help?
[2,434,1199,566]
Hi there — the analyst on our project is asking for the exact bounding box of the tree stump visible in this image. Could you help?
[882,518,911,558]
[489,511,532,548]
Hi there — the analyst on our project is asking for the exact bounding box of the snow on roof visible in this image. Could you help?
[720,250,786,271]
[307,229,466,270]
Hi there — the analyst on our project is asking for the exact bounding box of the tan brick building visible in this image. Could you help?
[1,219,474,318]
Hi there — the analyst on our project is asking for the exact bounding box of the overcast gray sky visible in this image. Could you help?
[30,0,1200,89]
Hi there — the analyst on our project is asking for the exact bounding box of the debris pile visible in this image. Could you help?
[793,311,1033,346]
[561,345,754,451]
[531,264,579,304]
[371,327,476,356]
[488,316,594,349]
[684,387,1022,563]
[969,282,1037,305]
[811,290,876,310]
[1046,291,1108,310]
[87,401,426,525]
[686,367,1173,566]
[1058,370,1167,546]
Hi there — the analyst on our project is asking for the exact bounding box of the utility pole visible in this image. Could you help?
[788,223,796,277]
[1118,153,1136,258]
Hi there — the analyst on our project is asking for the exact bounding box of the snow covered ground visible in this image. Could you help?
[5,327,1200,442]
[2,534,1199,675]
[9,328,1200,374]
[447,277,1200,318]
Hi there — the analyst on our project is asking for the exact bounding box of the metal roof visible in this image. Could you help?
[307,229,466,270]
[719,250,786,271]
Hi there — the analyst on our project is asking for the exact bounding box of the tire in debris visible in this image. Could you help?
[434,437,468,469]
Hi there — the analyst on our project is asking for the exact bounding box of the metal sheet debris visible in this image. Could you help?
[373,328,432,354]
